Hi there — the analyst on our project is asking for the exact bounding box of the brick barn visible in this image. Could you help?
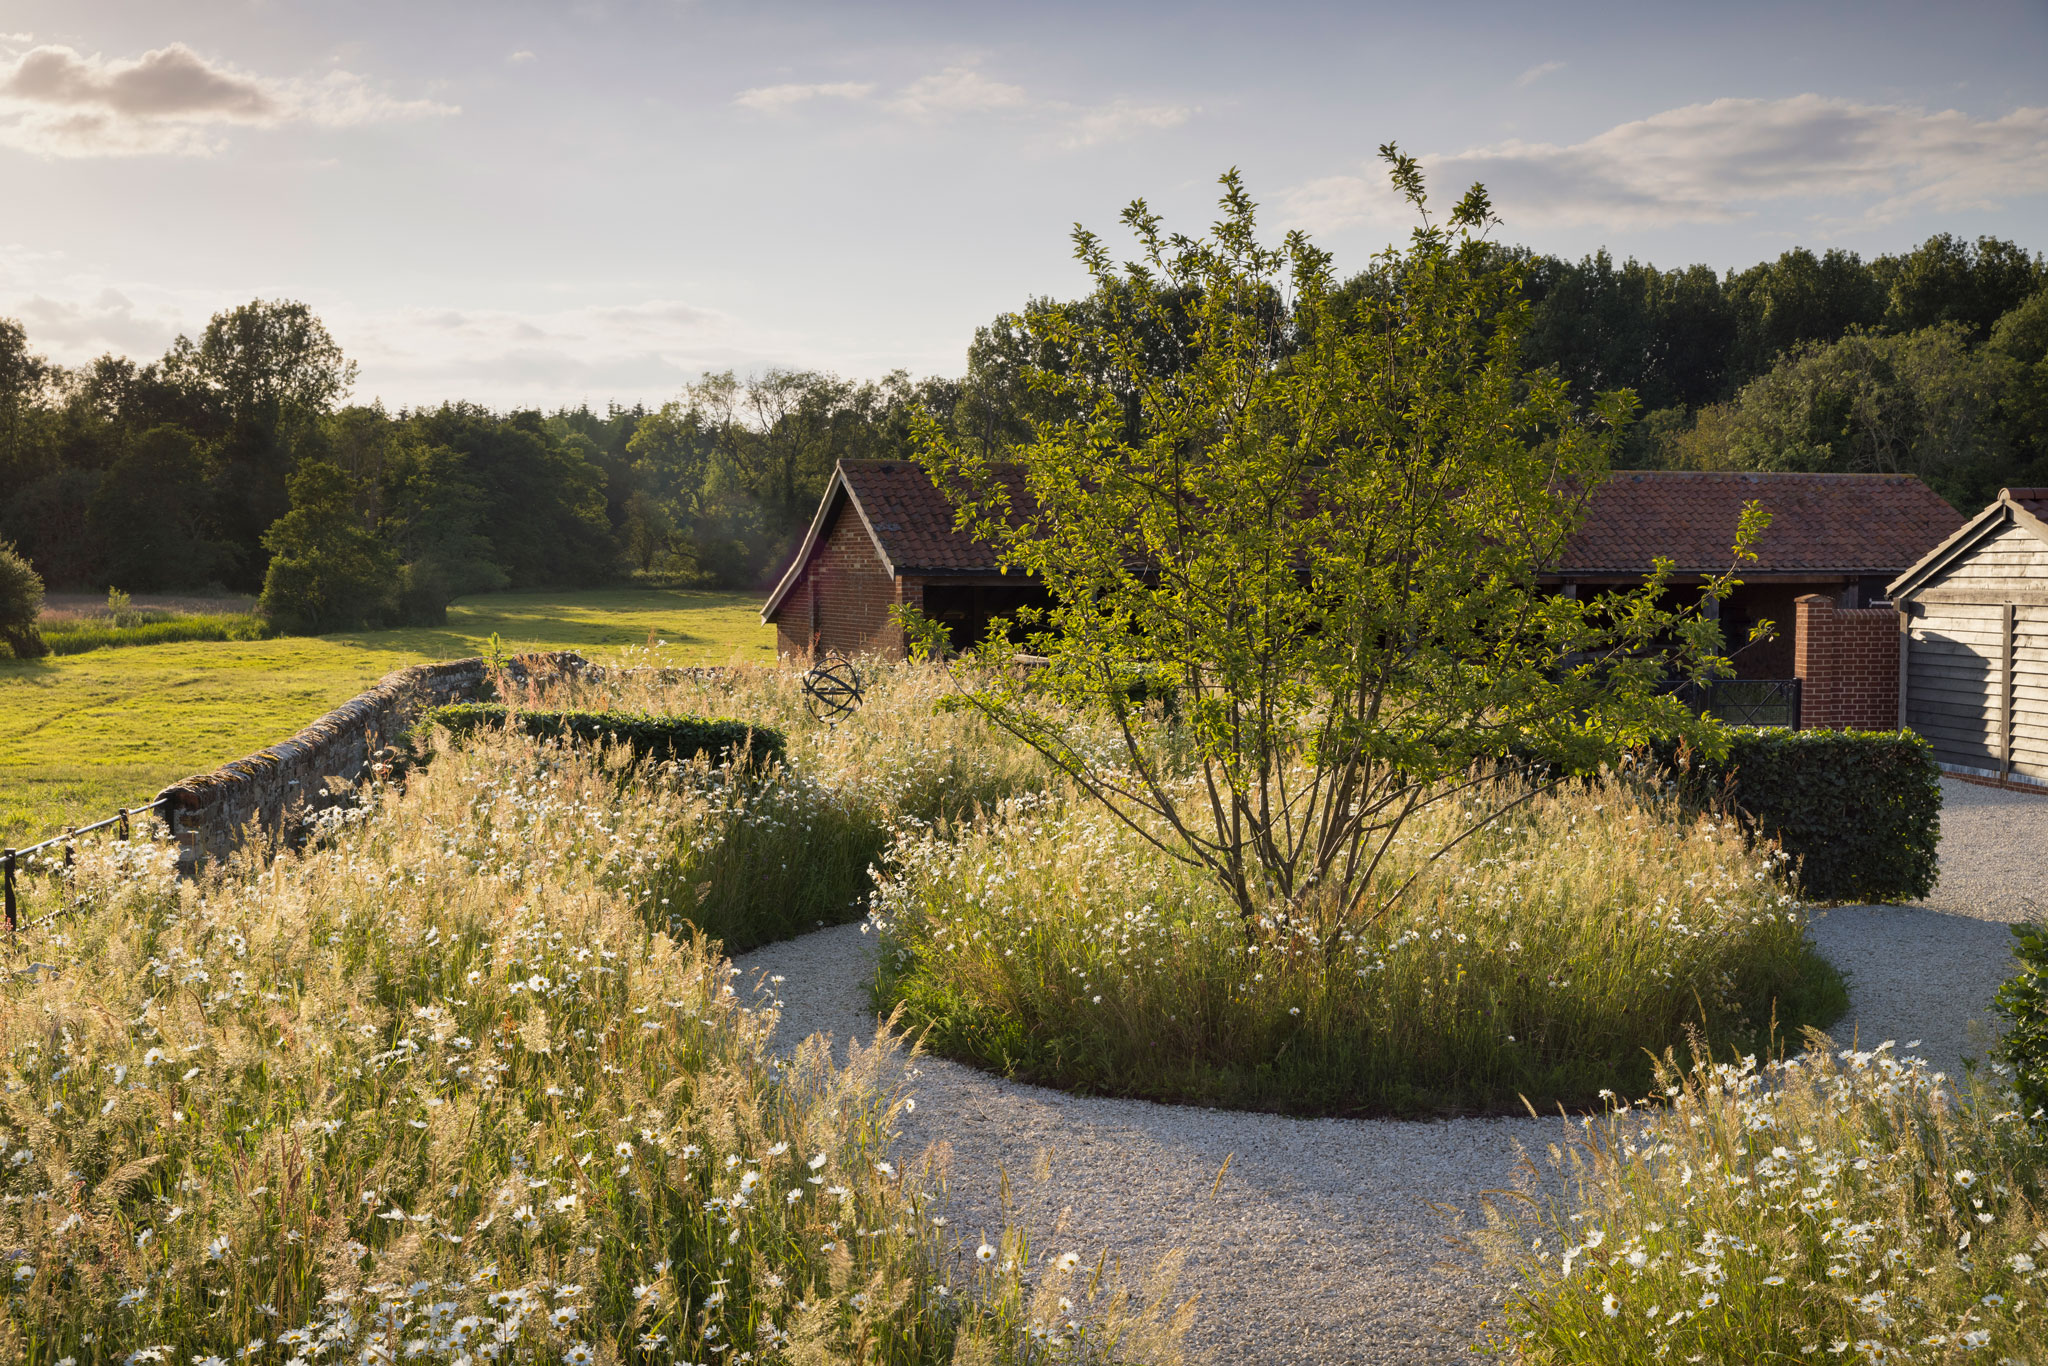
[763,462,1965,670]
[760,460,1048,659]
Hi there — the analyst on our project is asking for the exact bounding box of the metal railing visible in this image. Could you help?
[1668,677,1803,730]
[0,797,170,931]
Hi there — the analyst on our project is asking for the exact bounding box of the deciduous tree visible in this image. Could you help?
[906,155,1751,935]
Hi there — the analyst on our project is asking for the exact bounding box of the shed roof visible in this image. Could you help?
[1887,487,2048,602]
[764,462,1970,623]
[1557,471,1965,577]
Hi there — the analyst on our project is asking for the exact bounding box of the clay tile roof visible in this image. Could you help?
[836,460,1014,573]
[1559,471,1965,576]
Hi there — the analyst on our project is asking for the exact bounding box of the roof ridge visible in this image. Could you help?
[1609,470,1915,482]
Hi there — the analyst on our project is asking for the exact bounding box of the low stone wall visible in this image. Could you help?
[157,651,585,871]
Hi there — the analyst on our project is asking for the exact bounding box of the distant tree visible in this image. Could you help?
[618,489,679,574]
[0,537,47,659]
[3,468,100,588]
[1519,252,1738,411]
[1726,247,1886,381]
[1990,288,2048,470]
[258,461,398,633]
[1876,234,2047,339]
[1667,324,2026,509]
[398,405,612,588]
[163,299,358,587]
[379,440,506,622]
[88,426,223,592]
[0,318,52,487]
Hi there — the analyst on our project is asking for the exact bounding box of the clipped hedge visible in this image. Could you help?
[421,702,784,768]
[1665,728,1941,904]
[1994,922,2048,1120]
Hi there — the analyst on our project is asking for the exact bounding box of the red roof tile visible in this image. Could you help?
[836,460,1014,573]
[768,463,1969,621]
[1559,471,1964,576]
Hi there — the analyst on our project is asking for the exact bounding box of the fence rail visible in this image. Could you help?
[1,797,171,931]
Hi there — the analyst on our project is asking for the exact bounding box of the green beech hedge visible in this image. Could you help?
[1661,728,1941,904]
[421,703,784,768]
[1994,923,2048,1120]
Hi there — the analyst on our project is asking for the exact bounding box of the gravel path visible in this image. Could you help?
[1808,778,2048,1081]
[732,778,2047,1364]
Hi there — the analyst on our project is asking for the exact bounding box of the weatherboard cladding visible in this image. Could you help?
[1888,489,2048,787]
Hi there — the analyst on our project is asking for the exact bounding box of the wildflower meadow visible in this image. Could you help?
[868,777,1845,1117]
[0,722,1182,1365]
[1483,1041,2048,1363]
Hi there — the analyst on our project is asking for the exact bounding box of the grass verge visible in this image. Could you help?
[872,780,1847,1118]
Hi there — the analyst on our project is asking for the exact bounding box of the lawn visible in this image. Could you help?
[0,587,776,845]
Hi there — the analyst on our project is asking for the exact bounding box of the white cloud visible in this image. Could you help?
[508,50,536,64]
[882,66,1027,117]
[0,42,458,157]
[335,297,775,408]
[733,80,875,113]
[1512,60,1564,90]
[14,287,174,356]
[1060,99,1195,149]
[1283,94,2048,233]
[732,65,1191,151]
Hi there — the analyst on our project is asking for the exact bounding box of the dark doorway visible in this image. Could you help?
[921,581,1055,653]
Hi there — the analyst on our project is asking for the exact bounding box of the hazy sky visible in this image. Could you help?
[4,1,2046,410]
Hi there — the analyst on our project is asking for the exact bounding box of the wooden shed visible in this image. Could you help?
[1887,488,2048,789]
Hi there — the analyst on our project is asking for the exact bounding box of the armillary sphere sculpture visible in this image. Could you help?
[801,653,866,723]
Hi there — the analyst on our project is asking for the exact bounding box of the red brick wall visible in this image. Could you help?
[1793,594,1899,730]
[772,510,916,659]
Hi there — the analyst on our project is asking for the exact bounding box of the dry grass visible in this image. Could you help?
[0,731,1184,1365]
[870,778,1845,1116]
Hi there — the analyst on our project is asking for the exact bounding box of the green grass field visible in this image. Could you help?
[0,588,776,846]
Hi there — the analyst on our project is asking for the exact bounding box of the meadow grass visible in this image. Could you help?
[0,589,775,845]
[39,613,275,656]
[516,661,1055,955]
[1481,1042,2048,1362]
[871,779,1847,1117]
[0,731,1184,1364]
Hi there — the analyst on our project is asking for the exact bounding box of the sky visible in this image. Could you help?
[2,0,2046,411]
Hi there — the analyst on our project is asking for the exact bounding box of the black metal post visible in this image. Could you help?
[2,850,14,932]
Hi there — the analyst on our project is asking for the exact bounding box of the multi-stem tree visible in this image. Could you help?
[904,150,1765,938]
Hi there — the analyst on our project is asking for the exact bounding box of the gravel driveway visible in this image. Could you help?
[732,777,2047,1364]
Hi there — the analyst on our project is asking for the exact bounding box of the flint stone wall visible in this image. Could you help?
[157,651,586,870]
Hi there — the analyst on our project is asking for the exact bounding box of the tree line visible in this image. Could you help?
[0,229,2043,634]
